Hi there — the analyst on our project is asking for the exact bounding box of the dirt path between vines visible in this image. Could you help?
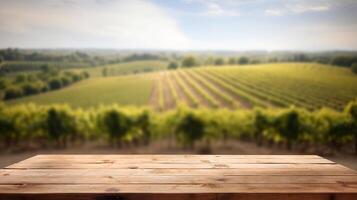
[170,72,194,107]
[185,70,231,109]
[177,71,211,108]
[148,74,160,110]
[161,72,176,110]
[198,70,253,109]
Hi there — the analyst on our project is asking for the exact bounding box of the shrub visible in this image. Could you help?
[238,57,249,65]
[71,74,82,82]
[22,83,43,96]
[331,56,357,67]
[181,56,197,68]
[4,86,23,100]
[168,62,178,70]
[46,107,76,147]
[352,63,357,74]
[14,74,27,84]
[0,79,8,90]
[228,58,236,65]
[101,109,131,147]
[214,58,224,66]
[275,109,300,149]
[48,78,63,90]
[81,71,90,79]
[0,113,15,147]
[176,113,205,148]
[60,76,72,86]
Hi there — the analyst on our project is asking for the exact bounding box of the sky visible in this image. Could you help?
[0,0,357,51]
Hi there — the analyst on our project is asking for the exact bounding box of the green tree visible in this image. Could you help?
[167,62,178,70]
[4,86,23,100]
[352,63,357,74]
[238,57,249,65]
[81,71,90,79]
[181,56,197,68]
[60,76,72,86]
[48,78,63,90]
[22,83,43,96]
[0,79,8,90]
[228,57,236,65]
[14,74,26,84]
[214,58,225,66]
[102,67,109,77]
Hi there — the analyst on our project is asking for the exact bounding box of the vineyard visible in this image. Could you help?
[149,63,357,111]
[6,63,357,111]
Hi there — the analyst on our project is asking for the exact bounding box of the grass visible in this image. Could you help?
[7,75,153,108]
[76,60,168,77]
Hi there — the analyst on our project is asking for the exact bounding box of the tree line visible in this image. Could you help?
[0,101,356,153]
[0,66,89,100]
[167,55,357,74]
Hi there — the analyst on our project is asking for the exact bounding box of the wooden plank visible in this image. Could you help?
[1,174,357,184]
[1,155,357,199]
[12,157,333,164]
[5,163,344,169]
[2,168,356,176]
[1,183,357,193]
[0,193,356,200]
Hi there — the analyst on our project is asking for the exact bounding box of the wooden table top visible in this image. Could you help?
[0,155,357,200]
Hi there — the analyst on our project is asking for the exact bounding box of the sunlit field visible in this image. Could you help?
[7,75,152,108]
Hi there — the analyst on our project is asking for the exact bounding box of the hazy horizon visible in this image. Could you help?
[1,0,357,51]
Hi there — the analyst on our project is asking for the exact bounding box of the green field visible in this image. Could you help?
[7,75,153,108]
[150,63,357,110]
[6,63,357,110]
[77,60,168,77]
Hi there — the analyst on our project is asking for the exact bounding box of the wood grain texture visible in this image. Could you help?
[0,155,357,200]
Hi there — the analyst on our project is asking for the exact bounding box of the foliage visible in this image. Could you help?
[100,109,131,146]
[238,57,249,65]
[352,63,357,74]
[48,78,63,90]
[4,86,23,100]
[1,70,89,101]
[46,107,76,147]
[176,112,205,148]
[168,62,179,70]
[0,101,357,152]
[214,58,225,66]
[182,56,197,68]
[331,56,357,67]
[228,58,236,65]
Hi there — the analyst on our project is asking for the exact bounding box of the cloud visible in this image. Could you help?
[264,0,356,16]
[200,2,240,16]
[183,0,240,17]
[0,0,191,49]
[265,9,284,16]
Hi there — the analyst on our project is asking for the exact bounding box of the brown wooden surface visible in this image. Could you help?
[0,155,357,200]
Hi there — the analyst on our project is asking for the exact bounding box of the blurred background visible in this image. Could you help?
[0,0,357,169]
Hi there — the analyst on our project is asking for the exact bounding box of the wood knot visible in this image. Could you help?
[105,187,120,193]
